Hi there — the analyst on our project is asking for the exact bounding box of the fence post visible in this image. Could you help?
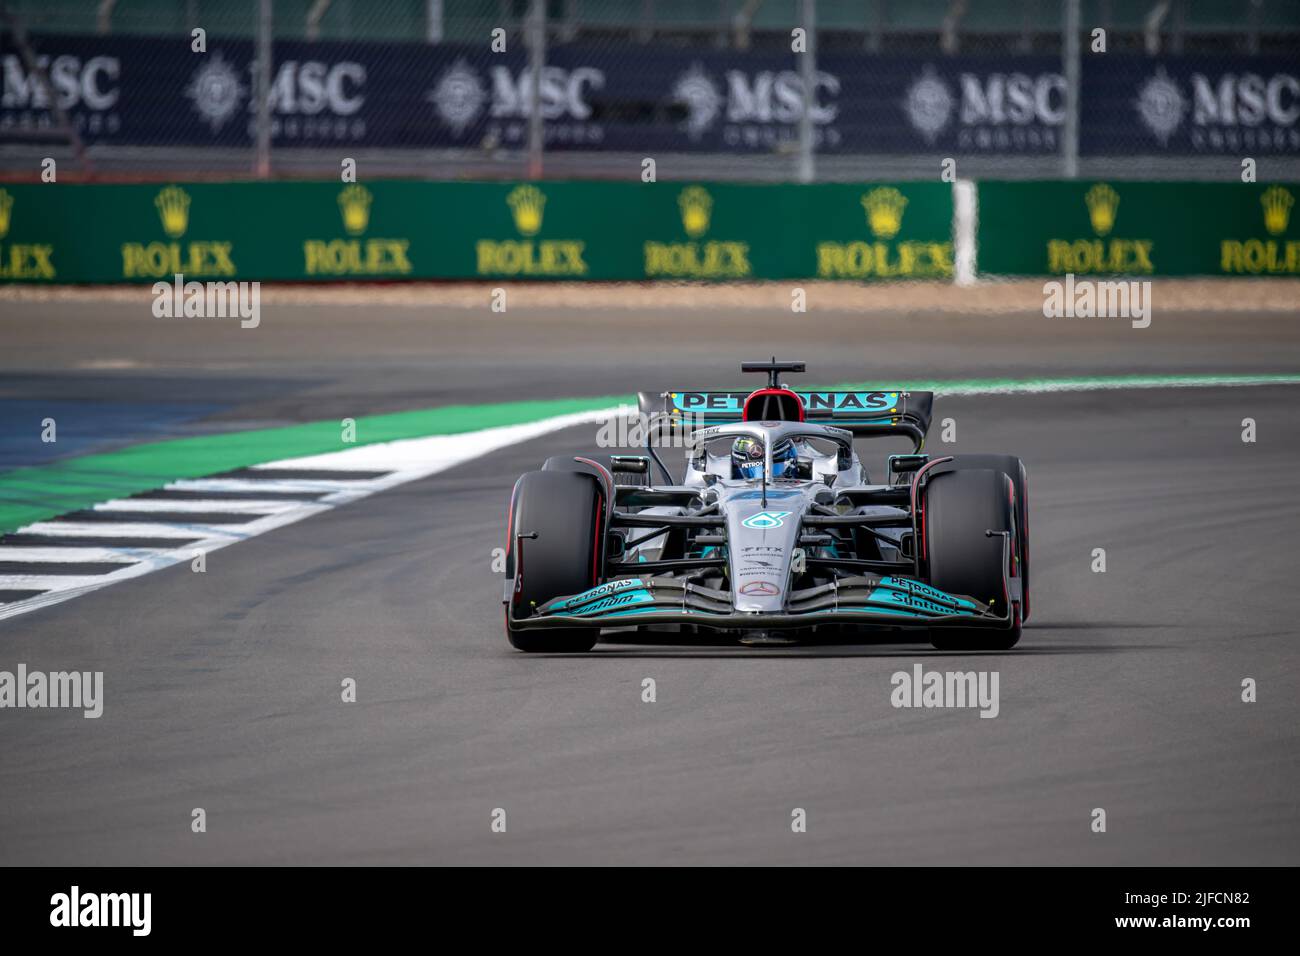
[1061,0,1080,179]
[426,0,444,43]
[797,0,816,184]
[254,0,273,179]
[527,0,546,180]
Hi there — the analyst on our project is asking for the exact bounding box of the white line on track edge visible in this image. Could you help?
[0,406,621,623]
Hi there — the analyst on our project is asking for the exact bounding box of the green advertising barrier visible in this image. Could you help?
[0,180,953,284]
[977,180,1300,277]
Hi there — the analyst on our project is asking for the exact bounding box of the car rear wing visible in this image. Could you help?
[637,389,934,448]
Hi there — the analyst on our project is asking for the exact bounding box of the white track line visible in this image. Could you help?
[920,374,1300,396]
[167,478,379,495]
[92,498,305,514]
[0,574,127,590]
[18,522,245,539]
[0,406,620,622]
[0,547,146,562]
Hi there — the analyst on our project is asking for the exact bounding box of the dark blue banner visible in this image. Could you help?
[1,34,1295,155]
[1081,54,1300,155]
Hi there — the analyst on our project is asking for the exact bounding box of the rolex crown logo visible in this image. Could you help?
[678,185,713,238]
[507,184,546,236]
[862,187,907,240]
[1261,185,1294,237]
[338,183,373,236]
[0,188,12,239]
[155,185,192,239]
[1085,183,1119,236]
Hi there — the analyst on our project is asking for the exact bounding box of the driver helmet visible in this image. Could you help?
[732,436,797,480]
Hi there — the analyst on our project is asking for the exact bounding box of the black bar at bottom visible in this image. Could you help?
[0,867,1283,942]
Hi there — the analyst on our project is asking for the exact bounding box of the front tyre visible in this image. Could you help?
[505,469,603,653]
[943,454,1030,622]
[923,468,1022,652]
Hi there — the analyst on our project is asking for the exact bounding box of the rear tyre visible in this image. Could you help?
[924,468,1021,651]
[505,469,602,653]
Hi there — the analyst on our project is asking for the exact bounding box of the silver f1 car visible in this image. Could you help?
[503,360,1028,652]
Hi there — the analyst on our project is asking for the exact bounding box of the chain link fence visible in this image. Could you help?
[1,0,1298,181]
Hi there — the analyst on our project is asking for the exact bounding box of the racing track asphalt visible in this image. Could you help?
[1,298,1298,865]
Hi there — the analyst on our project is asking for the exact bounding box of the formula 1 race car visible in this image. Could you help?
[503,360,1028,652]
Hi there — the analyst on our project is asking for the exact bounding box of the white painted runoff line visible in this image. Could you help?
[91,498,308,514]
[920,374,1300,396]
[17,522,246,540]
[0,574,124,590]
[167,478,384,495]
[0,547,145,563]
[0,406,620,622]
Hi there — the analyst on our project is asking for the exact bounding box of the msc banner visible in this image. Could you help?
[977,180,1300,276]
[0,180,953,283]
[1083,55,1300,157]
[2,33,1296,155]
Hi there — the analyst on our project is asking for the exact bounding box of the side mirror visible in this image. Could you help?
[889,454,929,474]
[605,530,626,560]
[609,455,649,475]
